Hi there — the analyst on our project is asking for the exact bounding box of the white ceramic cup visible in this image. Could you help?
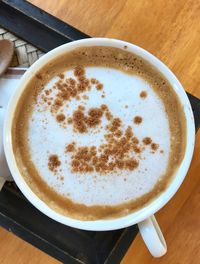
[3,38,195,257]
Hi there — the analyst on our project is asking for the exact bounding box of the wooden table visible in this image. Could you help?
[3,1,200,263]
[29,1,200,263]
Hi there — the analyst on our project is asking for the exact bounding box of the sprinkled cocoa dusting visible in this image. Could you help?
[151,143,159,151]
[72,108,87,133]
[66,110,161,173]
[115,130,122,138]
[67,117,72,124]
[48,155,61,172]
[96,83,103,90]
[140,91,147,98]
[91,78,97,84]
[69,141,139,173]
[101,104,107,111]
[69,106,105,133]
[43,66,104,117]
[104,106,113,121]
[132,137,139,144]
[125,126,133,138]
[65,143,75,152]
[109,118,121,132]
[133,145,141,154]
[134,116,142,124]
[56,114,65,122]
[54,99,63,107]
[143,137,152,145]
[87,108,103,127]
[63,101,162,173]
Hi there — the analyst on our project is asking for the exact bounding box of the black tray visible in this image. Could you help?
[0,1,200,264]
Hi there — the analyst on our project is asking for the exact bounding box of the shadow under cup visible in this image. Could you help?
[3,38,195,232]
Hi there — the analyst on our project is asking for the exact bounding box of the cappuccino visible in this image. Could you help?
[12,46,186,220]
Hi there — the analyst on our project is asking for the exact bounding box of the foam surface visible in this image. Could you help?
[27,67,170,206]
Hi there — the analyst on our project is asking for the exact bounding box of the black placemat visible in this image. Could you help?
[0,1,199,264]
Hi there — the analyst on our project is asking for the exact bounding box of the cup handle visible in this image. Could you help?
[138,215,167,257]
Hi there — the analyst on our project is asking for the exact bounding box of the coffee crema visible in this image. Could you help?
[12,46,186,220]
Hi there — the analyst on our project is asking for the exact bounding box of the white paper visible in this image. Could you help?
[0,75,23,189]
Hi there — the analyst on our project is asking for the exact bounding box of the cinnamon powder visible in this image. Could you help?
[48,155,61,172]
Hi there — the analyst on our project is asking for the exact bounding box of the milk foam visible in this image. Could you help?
[28,67,170,206]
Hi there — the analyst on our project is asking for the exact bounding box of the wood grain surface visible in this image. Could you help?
[1,0,200,263]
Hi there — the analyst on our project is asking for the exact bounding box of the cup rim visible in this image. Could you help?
[3,38,195,231]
